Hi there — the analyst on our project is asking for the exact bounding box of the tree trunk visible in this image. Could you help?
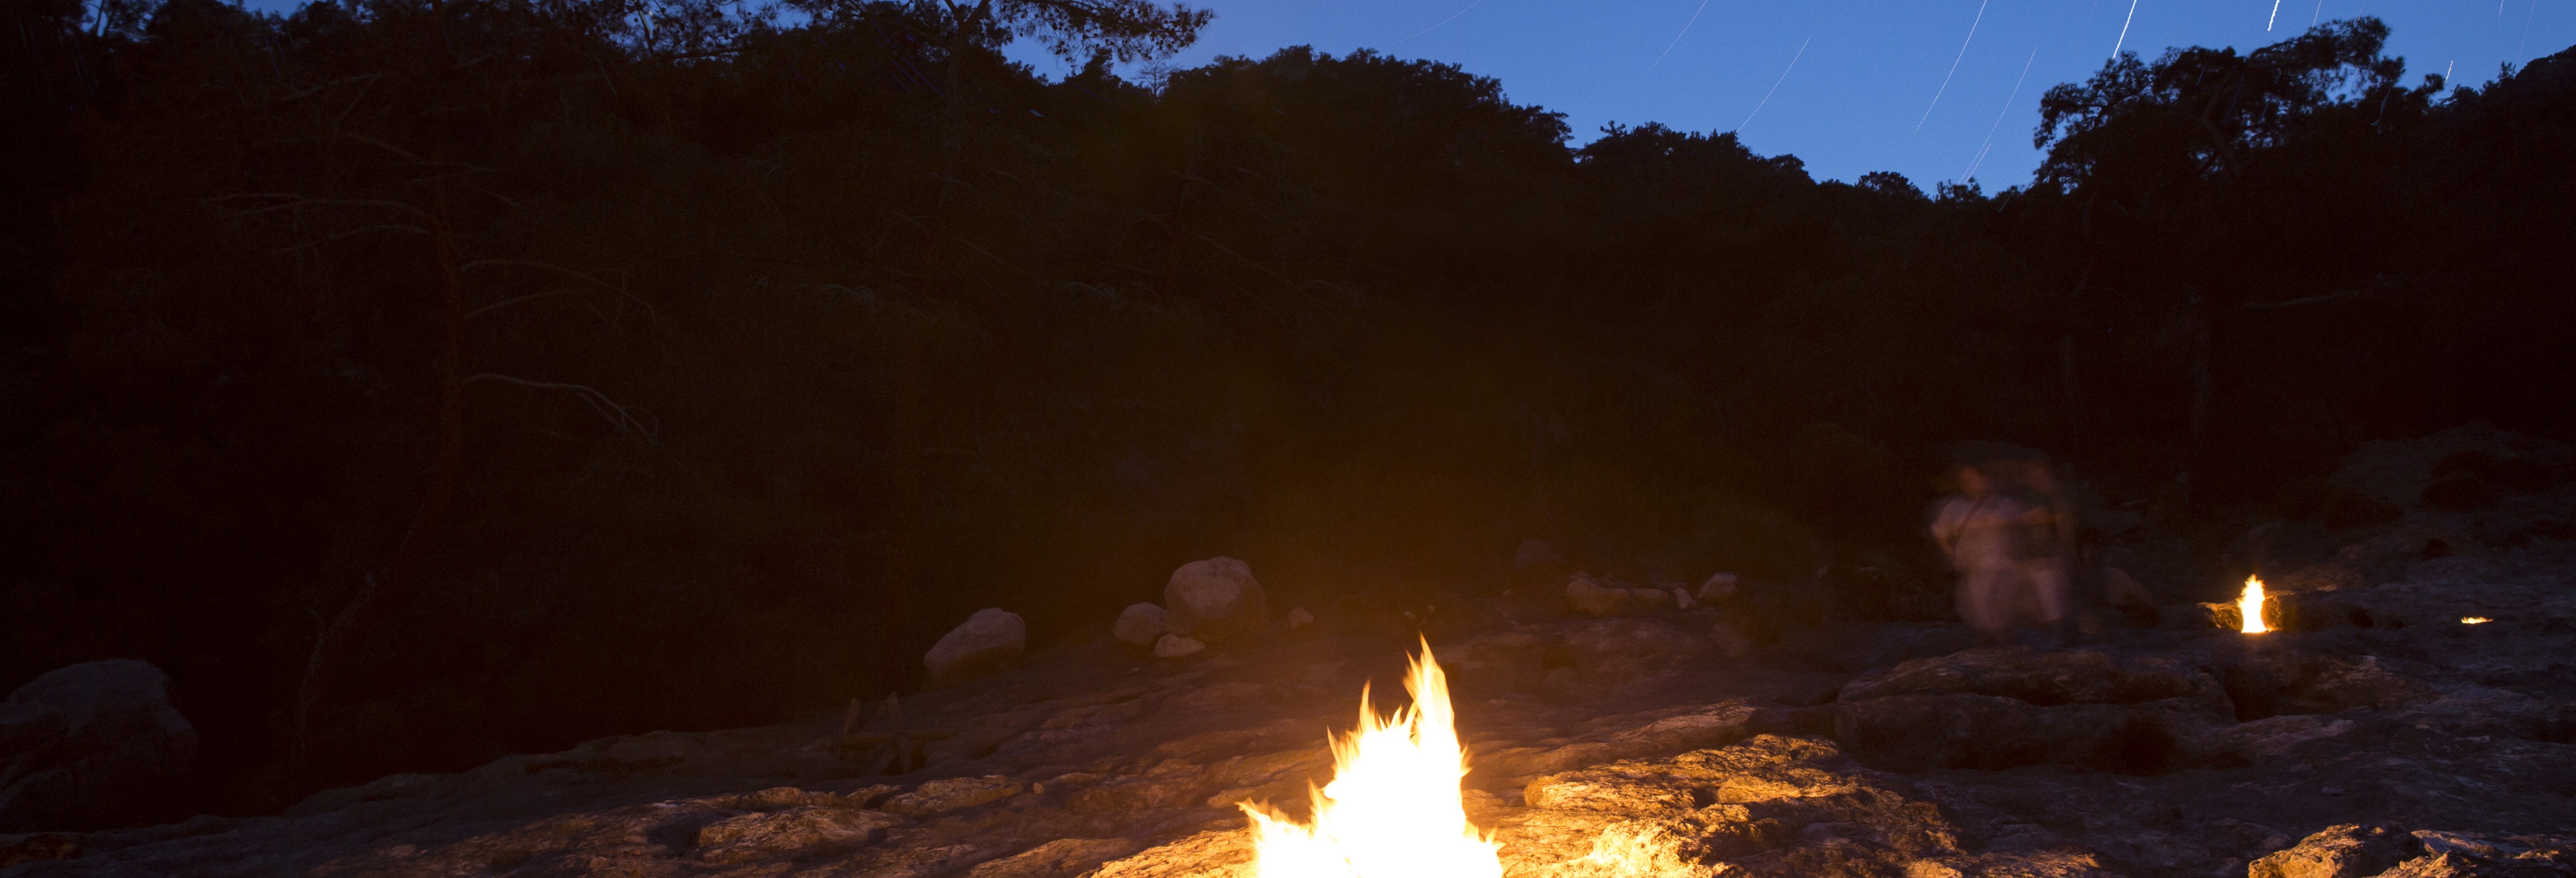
[289,193,469,791]
[2182,285,2214,509]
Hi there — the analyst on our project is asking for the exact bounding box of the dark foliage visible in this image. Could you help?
[3,0,2571,823]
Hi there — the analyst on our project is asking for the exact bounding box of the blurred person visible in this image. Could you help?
[1932,447,2072,646]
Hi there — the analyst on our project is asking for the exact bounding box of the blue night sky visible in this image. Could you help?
[225,0,2576,188]
[1008,0,2572,190]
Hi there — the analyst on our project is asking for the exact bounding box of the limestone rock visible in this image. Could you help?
[1671,588,1697,610]
[1838,647,2225,709]
[968,838,1144,878]
[2249,823,2412,878]
[0,659,198,832]
[1565,577,1633,616]
[1093,829,1257,878]
[1554,618,1712,689]
[1502,736,1969,878]
[1153,633,1206,659]
[924,608,1027,684]
[2186,714,2353,761]
[1698,572,1741,603]
[1112,603,1166,647]
[1162,557,1268,643]
[2222,653,2435,719]
[882,775,1025,818]
[1709,622,1755,658]
[1833,692,2206,773]
[1514,540,1565,569]
[1628,587,1672,608]
[1470,700,1759,785]
[694,805,903,863]
[2388,831,2576,878]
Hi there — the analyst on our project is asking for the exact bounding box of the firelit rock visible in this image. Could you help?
[2250,823,2412,878]
[1564,577,1633,616]
[924,608,1026,684]
[1112,603,1166,647]
[693,806,902,863]
[1285,607,1315,630]
[1162,557,1267,643]
[0,659,198,832]
[881,775,1025,817]
[968,838,1144,878]
[1153,633,1206,659]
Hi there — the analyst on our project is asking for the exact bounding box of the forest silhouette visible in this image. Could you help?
[3,0,2572,823]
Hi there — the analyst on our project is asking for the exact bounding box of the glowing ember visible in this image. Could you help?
[1240,642,1503,878]
[2237,576,2268,633]
[2462,616,2491,625]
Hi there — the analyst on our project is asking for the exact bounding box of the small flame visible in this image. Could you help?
[2461,616,2491,625]
[2237,576,2268,633]
[1241,642,1503,878]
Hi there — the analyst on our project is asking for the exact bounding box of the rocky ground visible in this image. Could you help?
[5,426,2574,878]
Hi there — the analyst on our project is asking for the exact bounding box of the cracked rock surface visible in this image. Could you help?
[6,447,2576,878]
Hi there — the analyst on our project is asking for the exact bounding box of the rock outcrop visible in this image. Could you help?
[1162,557,1267,643]
[924,609,1027,684]
[0,660,197,832]
[1112,604,1165,647]
[1564,576,1633,616]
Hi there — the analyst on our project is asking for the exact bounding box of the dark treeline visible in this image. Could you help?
[3,0,2571,823]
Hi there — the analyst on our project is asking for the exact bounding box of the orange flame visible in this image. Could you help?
[2237,576,2268,633]
[1240,641,1503,878]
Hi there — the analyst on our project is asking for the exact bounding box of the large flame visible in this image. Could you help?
[2237,576,2268,633]
[1241,642,1504,878]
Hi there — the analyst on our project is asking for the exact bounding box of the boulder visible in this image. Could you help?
[1832,648,2236,774]
[2220,653,2434,720]
[1513,540,1564,569]
[1112,604,1166,647]
[2250,823,2412,878]
[1838,647,2226,709]
[1697,572,1740,603]
[924,609,1026,684]
[1162,557,1268,643]
[1833,692,2198,774]
[1628,588,1672,608]
[0,659,198,832]
[1565,577,1633,616]
[1153,634,1206,659]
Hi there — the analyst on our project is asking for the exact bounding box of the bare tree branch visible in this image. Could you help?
[465,372,659,442]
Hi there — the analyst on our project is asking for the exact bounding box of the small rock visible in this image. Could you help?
[924,608,1027,684]
[1154,633,1207,659]
[1164,557,1269,643]
[1566,577,1634,616]
[0,659,199,832]
[1286,607,1315,630]
[1630,588,1672,607]
[1113,603,1166,647]
[1672,588,1697,610]
[1697,573,1740,603]
[882,775,1026,818]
